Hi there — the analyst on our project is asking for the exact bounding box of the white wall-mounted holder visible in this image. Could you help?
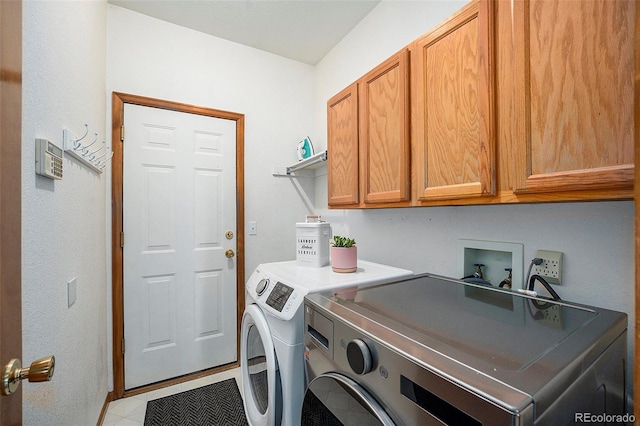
[457,239,524,290]
[272,150,327,176]
[63,124,113,173]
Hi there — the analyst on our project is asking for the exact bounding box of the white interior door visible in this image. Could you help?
[123,104,237,389]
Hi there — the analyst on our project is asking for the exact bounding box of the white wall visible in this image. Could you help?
[22,1,109,424]
[314,0,635,404]
[107,5,318,276]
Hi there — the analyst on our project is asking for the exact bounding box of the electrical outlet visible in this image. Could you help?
[539,304,563,329]
[533,250,562,285]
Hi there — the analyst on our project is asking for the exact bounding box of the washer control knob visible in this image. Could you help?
[347,339,373,375]
[256,278,269,296]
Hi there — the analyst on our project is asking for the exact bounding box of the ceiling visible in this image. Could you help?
[108,0,381,65]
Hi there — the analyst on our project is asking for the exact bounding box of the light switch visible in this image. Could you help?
[67,278,77,307]
[249,221,257,235]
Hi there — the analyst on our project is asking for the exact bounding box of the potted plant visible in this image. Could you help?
[330,235,357,273]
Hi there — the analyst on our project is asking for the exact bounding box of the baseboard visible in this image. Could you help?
[96,391,114,426]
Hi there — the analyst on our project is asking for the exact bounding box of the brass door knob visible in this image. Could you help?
[225,249,235,258]
[2,356,55,396]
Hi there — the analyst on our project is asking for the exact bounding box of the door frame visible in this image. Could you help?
[0,0,23,423]
[635,0,640,418]
[111,92,245,399]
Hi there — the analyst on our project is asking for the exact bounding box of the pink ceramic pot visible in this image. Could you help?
[330,246,357,273]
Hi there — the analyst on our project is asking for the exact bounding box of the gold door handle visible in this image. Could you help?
[225,249,235,258]
[2,356,55,396]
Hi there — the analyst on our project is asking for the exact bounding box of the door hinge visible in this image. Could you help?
[122,337,125,354]
[120,124,125,141]
[120,232,124,248]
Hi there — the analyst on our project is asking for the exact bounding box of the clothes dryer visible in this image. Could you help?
[302,274,628,425]
[241,260,412,426]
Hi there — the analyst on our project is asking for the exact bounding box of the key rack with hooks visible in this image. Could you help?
[63,124,113,173]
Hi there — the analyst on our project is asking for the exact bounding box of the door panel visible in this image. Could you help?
[194,272,222,338]
[327,83,359,206]
[145,275,175,349]
[512,0,634,193]
[123,104,237,389]
[360,49,410,204]
[413,0,495,201]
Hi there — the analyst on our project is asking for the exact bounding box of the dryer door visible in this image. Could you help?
[241,304,282,425]
[301,372,395,425]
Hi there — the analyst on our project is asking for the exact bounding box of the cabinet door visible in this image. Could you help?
[359,49,411,204]
[512,0,634,193]
[327,83,359,206]
[413,0,495,201]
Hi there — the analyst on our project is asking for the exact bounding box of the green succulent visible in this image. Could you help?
[331,235,356,248]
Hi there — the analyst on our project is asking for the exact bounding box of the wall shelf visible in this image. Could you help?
[273,150,327,176]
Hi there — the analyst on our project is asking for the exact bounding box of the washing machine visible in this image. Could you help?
[241,260,412,426]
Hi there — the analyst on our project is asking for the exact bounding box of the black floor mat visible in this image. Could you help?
[144,378,249,426]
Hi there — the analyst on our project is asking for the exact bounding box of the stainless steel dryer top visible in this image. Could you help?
[304,273,627,419]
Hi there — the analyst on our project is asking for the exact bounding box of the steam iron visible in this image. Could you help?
[297,137,314,161]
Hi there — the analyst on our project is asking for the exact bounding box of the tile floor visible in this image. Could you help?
[102,368,243,426]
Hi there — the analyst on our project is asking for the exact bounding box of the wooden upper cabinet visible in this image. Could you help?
[511,0,635,194]
[327,49,410,208]
[328,0,633,209]
[412,0,495,201]
[327,83,359,206]
[360,50,411,204]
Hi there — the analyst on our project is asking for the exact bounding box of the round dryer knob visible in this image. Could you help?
[256,278,269,296]
[347,339,373,375]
